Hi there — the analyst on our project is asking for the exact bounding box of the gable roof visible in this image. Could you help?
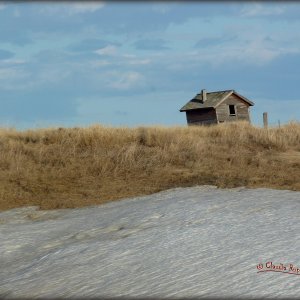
[179,90,254,112]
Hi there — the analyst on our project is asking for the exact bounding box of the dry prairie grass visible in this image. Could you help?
[0,121,299,211]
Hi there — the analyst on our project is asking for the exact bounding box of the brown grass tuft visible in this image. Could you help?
[0,121,299,211]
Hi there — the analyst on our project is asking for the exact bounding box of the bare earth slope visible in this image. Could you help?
[1,186,300,298]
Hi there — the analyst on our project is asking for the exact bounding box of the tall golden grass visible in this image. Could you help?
[0,121,299,211]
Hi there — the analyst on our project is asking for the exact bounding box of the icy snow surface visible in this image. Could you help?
[1,186,300,298]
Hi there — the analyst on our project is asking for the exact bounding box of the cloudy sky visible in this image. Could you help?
[0,1,299,129]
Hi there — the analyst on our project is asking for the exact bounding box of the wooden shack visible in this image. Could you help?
[180,89,254,125]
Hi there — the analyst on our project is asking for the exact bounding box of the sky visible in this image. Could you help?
[0,1,299,129]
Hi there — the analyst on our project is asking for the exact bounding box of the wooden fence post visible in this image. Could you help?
[263,112,268,129]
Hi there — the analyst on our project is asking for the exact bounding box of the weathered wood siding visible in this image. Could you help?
[215,94,250,123]
[186,108,217,125]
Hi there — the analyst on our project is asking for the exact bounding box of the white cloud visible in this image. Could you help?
[108,71,144,90]
[120,54,152,65]
[151,4,172,15]
[179,18,300,68]
[241,3,285,17]
[38,2,105,16]
[0,68,23,80]
[164,34,300,72]
[0,61,72,91]
[127,59,151,65]
[0,59,27,66]
[0,67,32,90]
[123,54,136,59]
[68,2,105,15]
[13,8,21,17]
[92,60,111,67]
[210,45,276,66]
[0,4,6,10]
[94,45,117,56]
[37,67,71,84]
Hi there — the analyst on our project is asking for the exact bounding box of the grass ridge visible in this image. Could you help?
[0,121,299,211]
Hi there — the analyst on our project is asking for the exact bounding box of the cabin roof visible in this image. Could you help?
[179,90,254,112]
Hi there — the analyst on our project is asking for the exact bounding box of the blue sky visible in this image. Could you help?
[0,1,299,129]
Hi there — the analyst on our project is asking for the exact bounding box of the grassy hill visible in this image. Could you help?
[0,121,299,211]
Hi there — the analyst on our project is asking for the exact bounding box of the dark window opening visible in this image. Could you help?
[229,105,236,115]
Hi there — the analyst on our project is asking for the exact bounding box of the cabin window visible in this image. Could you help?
[229,105,236,115]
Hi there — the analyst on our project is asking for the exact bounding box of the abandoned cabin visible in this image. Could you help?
[180,89,254,125]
